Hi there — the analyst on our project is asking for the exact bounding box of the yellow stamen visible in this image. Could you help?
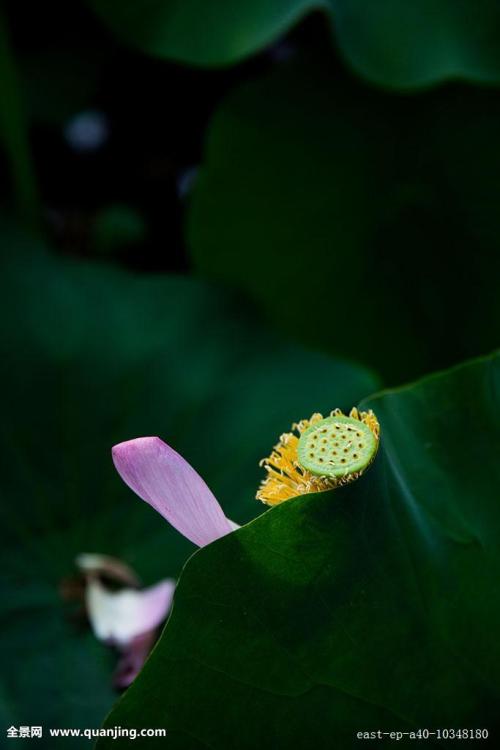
[256,408,380,506]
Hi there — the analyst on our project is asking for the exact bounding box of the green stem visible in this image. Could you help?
[0,5,40,229]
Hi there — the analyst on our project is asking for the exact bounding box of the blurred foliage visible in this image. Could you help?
[88,0,500,87]
[331,0,500,88]
[88,0,314,68]
[0,7,39,227]
[91,204,147,256]
[100,350,500,748]
[0,581,116,745]
[0,223,378,743]
[188,51,500,383]
[20,48,100,126]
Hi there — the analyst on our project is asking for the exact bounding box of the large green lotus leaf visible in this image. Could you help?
[188,55,500,384]
[330,0,500,88]
[0,224,377,745]
[87,0,500,87]
[98,350,500,748]
[86,0,313,67]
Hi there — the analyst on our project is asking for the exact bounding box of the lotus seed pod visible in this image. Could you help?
[297,415,378,478]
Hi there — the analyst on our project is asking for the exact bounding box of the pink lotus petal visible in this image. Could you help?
[112,437,234,547]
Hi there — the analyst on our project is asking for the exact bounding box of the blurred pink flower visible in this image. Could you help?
[76,553,175,688]
[84,576,175,646]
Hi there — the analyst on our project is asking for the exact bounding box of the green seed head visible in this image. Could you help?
[297,415,377,478]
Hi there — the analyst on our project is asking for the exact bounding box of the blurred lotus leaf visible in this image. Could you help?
[88,0,500,87]
[187,54,500,384]
[98,350,500,748]
[0,222,378,744]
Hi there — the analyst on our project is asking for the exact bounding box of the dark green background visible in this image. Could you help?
[0,0,499,745]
